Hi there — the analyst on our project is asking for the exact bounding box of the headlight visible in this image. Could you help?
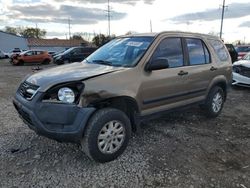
[233,66,241,73]
[58,87,75,103]
[42,82,84,104]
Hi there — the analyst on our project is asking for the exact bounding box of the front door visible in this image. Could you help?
[140,37,191,116]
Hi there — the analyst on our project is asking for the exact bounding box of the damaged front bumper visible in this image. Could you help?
[232,72,250,87]
[13,91,95,143]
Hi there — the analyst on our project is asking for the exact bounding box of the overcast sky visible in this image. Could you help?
[0,0,250,42]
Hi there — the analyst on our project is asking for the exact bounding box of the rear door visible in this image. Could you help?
[35,51,45,62]
[71,48,83,62]
[82,47,96,59]
[179,37,214,100]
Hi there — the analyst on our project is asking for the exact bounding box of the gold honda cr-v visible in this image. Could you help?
[13,31,232,162]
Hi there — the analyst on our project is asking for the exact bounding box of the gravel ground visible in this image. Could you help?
[0,59,249,188]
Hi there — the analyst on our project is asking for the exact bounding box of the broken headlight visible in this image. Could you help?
[43,82,84,104]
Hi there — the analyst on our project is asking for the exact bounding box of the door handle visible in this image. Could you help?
[178,70,188,76]
[210,66,217,71]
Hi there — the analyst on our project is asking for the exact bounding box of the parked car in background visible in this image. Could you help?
[51,50,65,58]
[11,50,52,65]
[0,50,5,59]
[232,52,250,87]
[53,46,97,65]
[6,48,22,58]
[225,44,238,63]
[13,31,232,163]
[235,45,250,60]
[48,51,56,56]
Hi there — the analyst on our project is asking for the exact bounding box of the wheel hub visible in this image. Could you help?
[212,92,223,113]
[97,120,125,154]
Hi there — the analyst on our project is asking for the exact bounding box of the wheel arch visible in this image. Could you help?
[206,76,229,101]
[87,96,140,132]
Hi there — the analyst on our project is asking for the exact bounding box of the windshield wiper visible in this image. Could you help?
[92,60,113,66]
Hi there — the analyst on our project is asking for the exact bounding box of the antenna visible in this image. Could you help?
[35,23,38,38]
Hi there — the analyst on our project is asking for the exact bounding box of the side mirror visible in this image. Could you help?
[146,58,169,71]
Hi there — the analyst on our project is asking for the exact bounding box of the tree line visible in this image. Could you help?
[3,26,134,47]
[4,26,46,39]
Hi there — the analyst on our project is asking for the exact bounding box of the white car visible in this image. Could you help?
[5,48,22,58]
[0,50,5,59]
[232,52,250,87]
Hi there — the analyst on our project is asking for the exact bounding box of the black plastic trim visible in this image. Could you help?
[143,88,207,105]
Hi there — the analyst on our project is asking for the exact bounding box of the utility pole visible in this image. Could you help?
[150,20,152,33]
[219,0,226,39]
[35,23,38,38]
[107,0,111,36]
[68,18,71,46]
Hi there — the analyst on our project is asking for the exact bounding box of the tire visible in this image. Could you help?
[14,60,24,66]
[42,59,50,65]
[81,108,131,163]
[63,59,70,64]
[203,86,225,118]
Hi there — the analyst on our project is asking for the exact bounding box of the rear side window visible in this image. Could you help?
[186,38,210,65]
[36,51,43,55]
[72,48,81,54]
[208,39,229,61]
[151,37,184,68]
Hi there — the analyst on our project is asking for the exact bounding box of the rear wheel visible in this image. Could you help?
[42,59,50,65]
[81,108,131,163]
[203,86,225,118]
[63,59,70,64]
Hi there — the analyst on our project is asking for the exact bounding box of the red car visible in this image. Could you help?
[11,50,52,65]
[236,45,250,60]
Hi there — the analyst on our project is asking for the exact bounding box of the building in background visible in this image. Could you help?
[0,31,28,52]
[27,38,90,52]
[0,30,91,53]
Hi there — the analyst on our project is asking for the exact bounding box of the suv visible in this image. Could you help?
[225,43,238,63]
[53,46,97,64]
[11,50,52,65]
[13,32,232,163]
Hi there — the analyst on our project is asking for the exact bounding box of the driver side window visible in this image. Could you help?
[151,37,184,68]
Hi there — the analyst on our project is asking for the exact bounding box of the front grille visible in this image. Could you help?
[234,65,250,78]
[18,81,39,100]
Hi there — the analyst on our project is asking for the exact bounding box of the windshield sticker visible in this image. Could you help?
[126,41,143,47]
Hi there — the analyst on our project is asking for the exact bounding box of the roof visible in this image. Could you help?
[0,30,26,39]
[121,31,220,40]
[27,38,90,47]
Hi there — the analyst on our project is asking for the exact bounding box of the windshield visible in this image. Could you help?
[86,36,154,67]
[20,50,29,55]
[236,46,250,53]
[62,48,74,55]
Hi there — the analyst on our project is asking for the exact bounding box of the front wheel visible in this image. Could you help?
[203,86,225,118]
[63,59,70,64]
[81,108,131,163]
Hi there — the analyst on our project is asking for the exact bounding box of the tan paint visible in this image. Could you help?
[81,31,232,116]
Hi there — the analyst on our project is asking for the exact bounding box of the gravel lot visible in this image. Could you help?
[0,59,249,188]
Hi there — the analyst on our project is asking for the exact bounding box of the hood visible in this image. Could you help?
[26,62,126,91]
[233,60,250,68]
